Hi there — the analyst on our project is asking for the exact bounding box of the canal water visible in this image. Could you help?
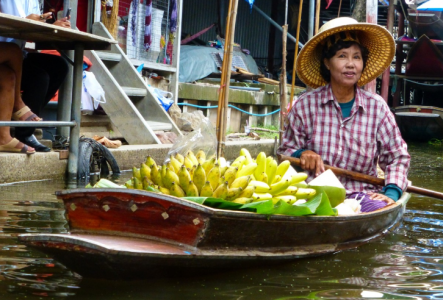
[0,142,442,299]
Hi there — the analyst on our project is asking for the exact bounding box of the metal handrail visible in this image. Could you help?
[0,121,76,127]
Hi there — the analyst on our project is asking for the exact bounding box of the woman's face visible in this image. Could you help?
[323,44,364,88]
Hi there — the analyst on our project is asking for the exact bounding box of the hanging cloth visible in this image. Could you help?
[144,0,153,51]
[130,0,139,46]
[169,0,177,33]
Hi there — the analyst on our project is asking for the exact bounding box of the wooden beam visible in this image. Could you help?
[365,0,378,94]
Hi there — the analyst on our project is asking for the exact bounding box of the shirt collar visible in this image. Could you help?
[320,84,366,112]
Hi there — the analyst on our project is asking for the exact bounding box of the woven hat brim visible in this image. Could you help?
[296,23,395,89]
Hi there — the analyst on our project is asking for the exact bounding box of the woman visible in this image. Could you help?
[278,17,410,210]
[0,0,70,152]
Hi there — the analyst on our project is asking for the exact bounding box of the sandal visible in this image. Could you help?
[12,106,42,121]
[0,138,35,154]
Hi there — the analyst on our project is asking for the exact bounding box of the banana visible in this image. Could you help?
[161,165,167,184]
[151,164,162,186]
[254,152,267,179]
[178,165,192,191]
[261,172,269,184]
[288,173,308,185]
[294,182,309,188]
[163,167,180,189]
[170,182,185,197]
[185,181,199,197]
[142,176,154,189]
[166,162,176,174]
[272,195,297,204]
[207,163,221,190]
[223,166,238,186]
[252,192,273,201]
[218,175,226,187]
[276,160,290,178]
[295,188,317,199]
[231,156,246,169]
[200,181,213,197]
[170,155,182,173]
[269,179,291,195]
[186,151,199,166]
[226,187,243,200]
[202,156,216,174]
[213,181,228,199]
[133,177,143,189]
[230,175,251,190]
[238,185,256,198]
[125,179,134,189]
[220,166,228,176]
[239,148,253,165]
[189,165,196,181]
[232,197,253,204]
[272,175,282,184]
[158,186,170,195]
[249,180,271,193]
[184,156,194,170]
[140,163,151,180]
[275,185,298,196]
[218,157,227,169]
[132,167,141,181]
[193,164,206,193]
[196,150,206,165]
[174,153,184,164]
[145,156,157,168]
[236,162,257,178]
[266,158,278,184]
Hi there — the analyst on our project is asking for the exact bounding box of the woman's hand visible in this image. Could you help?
[368,192,395,206]
[27,12,52,22]
[300,150,325,177]
[54,17,71,28]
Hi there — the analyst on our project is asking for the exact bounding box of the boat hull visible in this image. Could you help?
[18,189,410,278]
[408,10,443,40]
[395,105,443,141]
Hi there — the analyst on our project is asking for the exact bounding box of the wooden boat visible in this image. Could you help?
[395,105,443,141]
[18,188,410,278]
[408,9,443,40]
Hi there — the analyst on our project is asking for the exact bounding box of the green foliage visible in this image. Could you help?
[429,139,443,146]
[254,124,279,139]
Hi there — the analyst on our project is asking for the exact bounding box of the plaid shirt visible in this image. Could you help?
[278,84,410,193]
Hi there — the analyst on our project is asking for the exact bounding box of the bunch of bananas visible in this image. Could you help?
[126,149,316,205]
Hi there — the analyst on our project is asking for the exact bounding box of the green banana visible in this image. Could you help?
[133,177,143,189]
[132,167,141,181]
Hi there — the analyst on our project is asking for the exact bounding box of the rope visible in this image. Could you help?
[177,102,281,117]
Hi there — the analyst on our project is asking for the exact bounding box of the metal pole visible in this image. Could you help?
[289,0,304,112]
[252,5,304,48]
[366,0,378,93]
[381,0,395,102]
[308,0,315,38]
[67,44,85,181]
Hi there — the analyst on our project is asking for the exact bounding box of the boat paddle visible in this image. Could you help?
[278,154,443,200]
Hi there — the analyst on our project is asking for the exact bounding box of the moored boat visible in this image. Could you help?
[19,188,410,278]
[394,105,443,141]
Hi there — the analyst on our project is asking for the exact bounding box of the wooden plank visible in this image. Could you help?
[95,51,122,62]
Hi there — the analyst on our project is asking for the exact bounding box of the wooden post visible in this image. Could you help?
[216,0,239,159]
[380,0,395,103]
[365,0,378,94]
[289,0,303,112]
[315,0,321,34]
[393,13,405,108]
[279,25,288,146]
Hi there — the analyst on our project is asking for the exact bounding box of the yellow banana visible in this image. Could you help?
[272,195,296,204]
[254,152,267,179]
[266,158,278,184]
[196,150,206,165]
[140,163,151,180]
[178,165,191,191]
[288,173,308,185]
[159,186,170,195]
[252,192,273,201]
[133,177,143,189]
[224,166,238,186]
[170,155,182,173]
[238,185,255,198]
[226,187,243,200]
[174,153,184,164]
[163,167,180,189]
[276,160,290,177]
[218,157,227,169]
[151,164,162,186]
[295,188,317,199]
[230,175,251,190]
[193,164,206,193]
[218,175,226,187]
[232,197,253,204]
[275,185,298,196]
[161,165,167,183]
[200,181,213,197]
[185,181,199,197]
[142,176,154,189]
[189,165,196,181]
[249,180,271,193]
[207,163,221,190]
[202,156,216,174]
[236,162,257,178]
[231,156,246,169]
[220,166,228,176]
[272,175,282,184]
[145,156,157,168]
[125,180,134,189]
[166,162,176,174]
[132,167,141,181]
[239,148,253,165]
[261,172,269,184]
[269,179,291,195]
[213,181,228,199]
[184,156,194,170]
[170,182,185,197]
[186,151,199,166]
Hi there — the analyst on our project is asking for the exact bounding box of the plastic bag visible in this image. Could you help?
[165,114,217,163]
[81,71,106,113]
[147,85,174,111]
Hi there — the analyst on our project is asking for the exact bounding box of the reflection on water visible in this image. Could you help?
[0,142,443,299]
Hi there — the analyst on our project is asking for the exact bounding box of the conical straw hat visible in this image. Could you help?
[296,17,395,89]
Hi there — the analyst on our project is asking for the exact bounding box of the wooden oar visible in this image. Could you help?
[278,154,443,200]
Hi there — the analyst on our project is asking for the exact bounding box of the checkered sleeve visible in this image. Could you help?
[278,100,308,157]
[377,107,411,191]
